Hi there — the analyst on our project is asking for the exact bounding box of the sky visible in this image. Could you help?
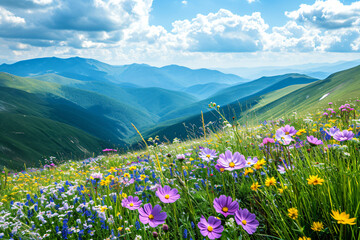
[0,0,360,68]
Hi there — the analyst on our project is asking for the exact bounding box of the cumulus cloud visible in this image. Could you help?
[171,9,268,52]
[1,0,360,65]
[286,0,360,29]
[0,7,26,25]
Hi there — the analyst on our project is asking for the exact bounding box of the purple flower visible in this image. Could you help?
[90,172,103,180]
[199,148,218,162]
[217,150,246,171]
[262,138,275,145]
[244,157,258,168]
[275,129,294,145]
[121,196,142,210]
[325,127,339,137]
[155,185,180,203]
[235,208,259,235]
[197,216,224,239]
[277,162,292,174]
[213,195,239,217]
[215,164,225,173]
[176,154,186,161]
[138,203,167,227]
[333,130,354,141]
[280,125,297,136]
[307,136,323,146]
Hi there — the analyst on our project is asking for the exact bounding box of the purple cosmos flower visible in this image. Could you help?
[121,196,142,210]
[333,130,354,141]
[217,150,246,171]
[276,129,294,145]
[244,157,258,168]
[138,203,167,227]
[198,216,224,239]
[199,148,218,162]
[280,125,297,136]
[235,208,259,235]
[90,172,103,180]
[325,127,339,137]
[307,136,323,146]
[155,185,180,203]
[213,195,239,217]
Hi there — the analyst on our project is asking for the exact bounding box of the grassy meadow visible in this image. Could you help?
[0,99,359,240]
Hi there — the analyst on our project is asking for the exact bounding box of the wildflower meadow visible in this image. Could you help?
[0,100,359,240]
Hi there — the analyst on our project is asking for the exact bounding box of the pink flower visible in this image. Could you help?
[155,185,180,203]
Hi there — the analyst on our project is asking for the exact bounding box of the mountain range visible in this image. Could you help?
[0,56,359,169]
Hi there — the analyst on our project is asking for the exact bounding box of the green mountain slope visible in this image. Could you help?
[144,65,360,142]
[247,64,360,120]
[34,73,198,117]
[0,72,156,139]
[159,74,318,122]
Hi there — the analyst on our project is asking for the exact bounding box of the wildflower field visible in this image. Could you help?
[0,100,359,240]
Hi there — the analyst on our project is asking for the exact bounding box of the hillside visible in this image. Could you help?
[158,74,318,122]
[143,66,360,142]
[34,73,199,116]
[247,64,360,120]
[0,72,157,138]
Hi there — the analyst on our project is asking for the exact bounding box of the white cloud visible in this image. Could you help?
[0,7,26,25]
[170,9,268,52]
[182,0,188,5]
[1,0,360,68]
[247,0,256,3]
[286,0,360,29]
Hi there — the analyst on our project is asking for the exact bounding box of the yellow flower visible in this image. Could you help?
[122,193,127,198]
[124,173,130,178]
[348,127,353,131]
[140,175,147,180]
[100,206,108,212]
[118,226,123,231]
[312,129,317,132]
[129,166,137,171]
[244,168,254,176]
[253,159,266,170]
[307,175,324,185]
[106,175,114,181]
[288,208,298,220]
[296,129,307,136]
[250,182,261,191]
[331,210,356,225]
[311,222,324,231]
[299,237,311,240]
[278,186,287,194]
[265,177,276,187]
[108,167,117,173]
[324,124,331,128]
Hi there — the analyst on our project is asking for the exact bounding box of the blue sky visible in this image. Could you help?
[0,0,359,68]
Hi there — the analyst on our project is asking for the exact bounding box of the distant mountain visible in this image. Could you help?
[159,74,318,121]
[217,59,360,79]
[0,57,246,91]
[182,82,231,99]
[34,73,198,117]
